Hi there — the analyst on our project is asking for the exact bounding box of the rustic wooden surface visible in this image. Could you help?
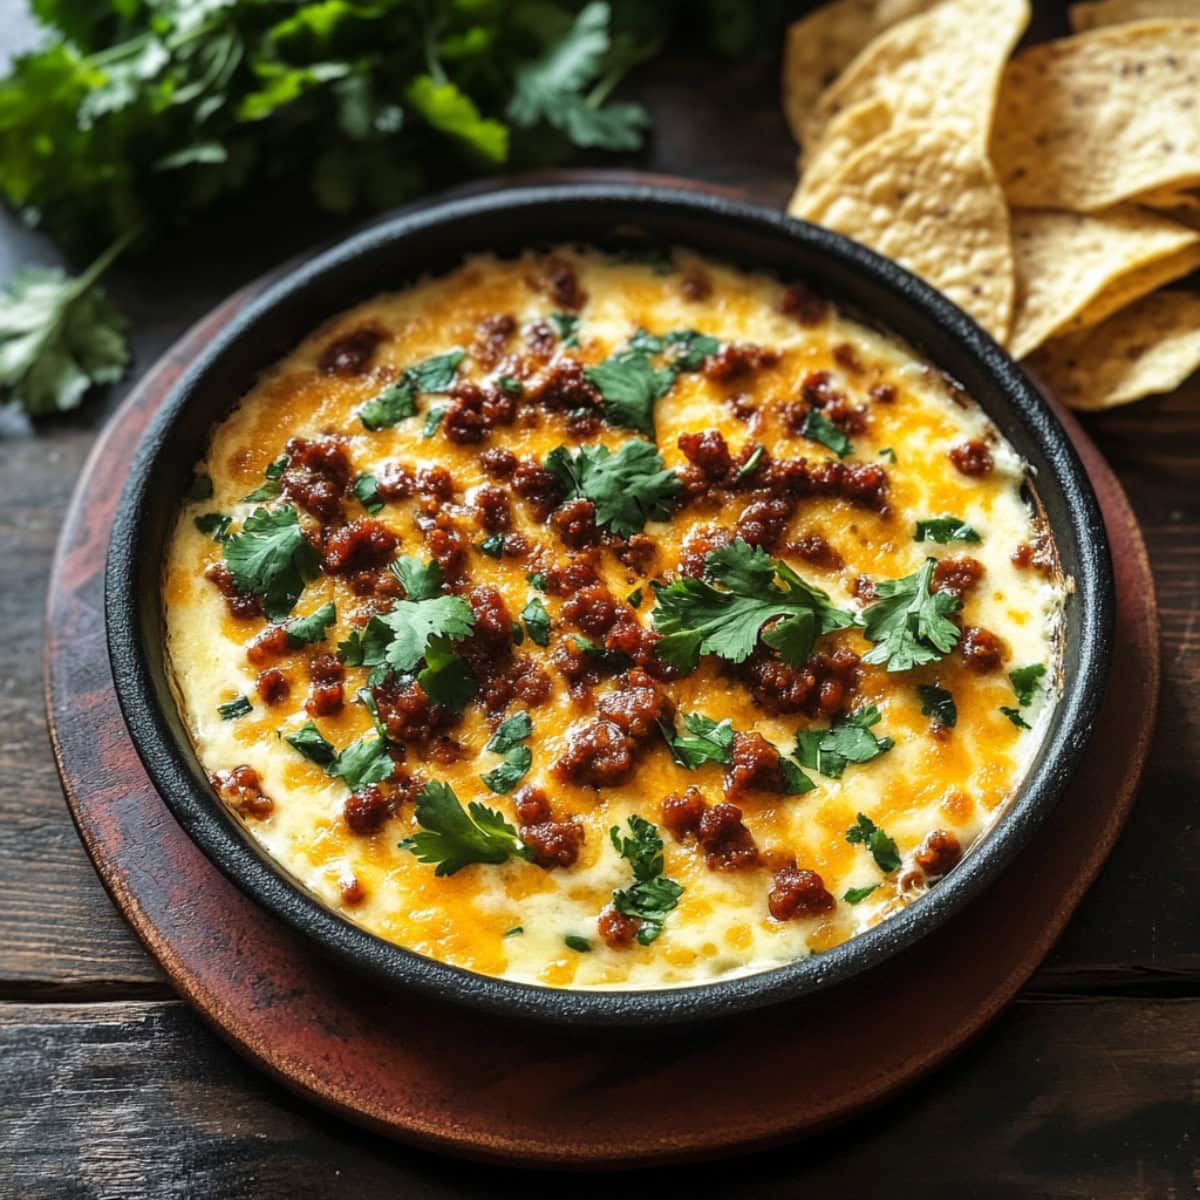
[1,1,1198,1195]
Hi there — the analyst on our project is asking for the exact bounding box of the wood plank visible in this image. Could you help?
[0,996,1196,1195]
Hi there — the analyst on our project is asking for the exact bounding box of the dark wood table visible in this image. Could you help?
[2,4,1197,1195]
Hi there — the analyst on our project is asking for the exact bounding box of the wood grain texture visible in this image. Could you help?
[3,996,1197,1198]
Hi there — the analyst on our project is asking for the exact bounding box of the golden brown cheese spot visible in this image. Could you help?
[163,247,1063,990]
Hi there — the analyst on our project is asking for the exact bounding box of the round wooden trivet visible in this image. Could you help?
[45,180,1158,1168]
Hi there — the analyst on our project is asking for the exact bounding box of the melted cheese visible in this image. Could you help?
[163,247,1064,989]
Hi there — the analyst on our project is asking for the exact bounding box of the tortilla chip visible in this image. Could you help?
[1007,207,1200,358]
[781,0,937,145]
[1137,186,1200,212]
[1026,291,1200,409]
[795,97,895,203]
[802,0,1030,153]
[991,21,1200,211]
[791,125,1016,342]
[1070,0,1200,32]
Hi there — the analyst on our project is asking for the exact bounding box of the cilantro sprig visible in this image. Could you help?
[914,517,981,544]
[544,440,680,537]
[223,505,320,621]
[917,684,957,729]
[845,813,901,874]
[652,538,854,673]
[608,815,683,945]
[584,350,675,437]
[359,350,464,431]
[794,707,894,779]
[399,780,530,876]
[284,719,394,792]
[481,711,533,794]
[860,559,961,673]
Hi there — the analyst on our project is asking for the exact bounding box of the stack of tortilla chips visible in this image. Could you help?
[783,0,1200,410]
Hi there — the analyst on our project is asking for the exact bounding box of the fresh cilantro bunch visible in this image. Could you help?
[400,780,530,876]
[609,815,683,944]
[860,559,962,673]
[544,439,680,537]
[652,538,855,673]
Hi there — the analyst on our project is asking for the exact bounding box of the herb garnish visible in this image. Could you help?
[242,454,288,502]
[477,533,506,559]
[359,350,464,431]
[585,351,675,436]
[218,696,252,720]
[223,505,320,621]
[880,447,897,463]
[1009,663,1047,707]
[917,683,957,728]
[417,636,476,715]
[481,711,533,794]
[609,815,684,945]
[734,445,765,482]
[527,572,548,592]
[659,712,736,769]
[860,559,962,673]
[284,720,338,768]
[504,926,524,938]
[1000,706,1032,730]
[422,406,446,438]
[353,474,383,514]
[652,538,854,673]
[544,440,680,537]
[627,588,643,609]
[794,706,894,779]
[547,312,580,346]
[194,512,231,542]
[843,884,879,904]
[801,407,852,457]
[284,601,336,648]
[564,934,592,952]
[399,780,530,876]
[914,517,981,544]
[520,596,551,647]
[845,812,901,873]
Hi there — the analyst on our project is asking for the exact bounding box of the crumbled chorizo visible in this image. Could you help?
[677,526,732,579]
[322,519,398,576]
[306,651,345,717]
[256,669,289,706]
[595,668,674,739]
[521,819,584,869]
[737,648,861,717]
[960,625,1005,673]
[542,558,600,596]
[735,496,793,551]
[780,282,829,325]
[211,765,273,819]
[661,787,708,841]
[563,583,619,636]
[480,447,518,479]
[525,359,600,414]
[415,465,455,500]
[724,731,789,803]
[680,271,711,302]
[678,429,733,480]
[205,562,262,621]
[280,436,352,522]
[768,865,835,920]
[550,497,598,549]
[698,802,759,870]
[535,256,586,310]
[371,677,453,743]
[932,555,984,599]
[344,784,392,835]
[472,313,516,369]
[246,623,290,666]
[422,516,469,582]
[513,785,551,825]
[474,484,512,533]
[511,460,563,521]
[788,533,843,570]
[832,343,865,374]
[553,720,635,787]
[375,460,415,501]
[598,905,642,948]
[914,829,962,878]
[317,325,385,375]
[869,382,897,404]
[442,382,516,445]
[702,342,780,382]
[949,439,994,477]
[468,586,513,648]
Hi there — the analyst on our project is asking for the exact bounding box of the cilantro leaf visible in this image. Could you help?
[417,635,476,715]
[880,447,897,462]
[547,312,580,346]
[664,329,720,370]
[659,712,736,769]
[914,517,981,544]
[1009,663,1047,707]
[917,684,958,728]
[1000,706,1032,730]
[328,733,395,791]
[565,934,592,952]
[354,474,383,514]
[585,352,675,437]
[285,720,337,768]
[627,588,643,609]
[485,711,533,754]
[843,884,879,904]
[405,349,465,393]
[390,555,445,601]
[861,559,962,673]
[374,595,475,673]
[223,506,320,621]
[481,746,532,794]
[284,601,336,648]
[498,375,523,396]
[358,380,416,431]
[609,815,683,944]
[477,533,505,559]
[242,454,288,502]
[794,706,894,779]
[0,235,130,417]
[399,780,528,876]
[652,538,854,672]
[520,596,551,647]
[404,75,508,164]
[801,407,853,457]
[194,512,231,542]
[422,406,445,438]
[218,696,252,720]
[845,813,901,873]
[544,440,680,537]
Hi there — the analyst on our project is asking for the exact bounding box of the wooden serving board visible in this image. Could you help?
[44,177,1158,1168]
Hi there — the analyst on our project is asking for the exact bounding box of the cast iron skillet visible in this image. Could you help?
[106,182,1113,1028]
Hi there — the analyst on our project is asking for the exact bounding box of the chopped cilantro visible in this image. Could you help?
[284,601,336,648]
[481,711,533,793]
[497,375,523,396]
[860,559,961,673]
[734,444,765,482]
[194,512,231,542]
[527,572,548,592]
[353,474,383,514]
[628,327,662,353]
[793,706,894,779]
[217,696,252,720]
[843,884,879,904]
[284,720,337,768]
[242,479,281,502]
[328,732,394,791]
[547,312,580,346]
[609,815,684,945]
[801,407,852,457]
[405,349,464,393]
[659,712,736,769]
[223,505,320,621]
[264,455,288,480]
[485,711,533,753]
[544,440,680,537]
[845,812,901,873]
[1000,706,1032,730]
[391,556,444,601]
[359,380,416,431]
[652,538,854,673]
[664,328,720,371]
[477,533,506,559]
[781,758,817,795]
[1009,663,1047,707]
[917,683,958,728]
[564,934,592,953]
[880,447,897,463]
[503,926,524,938]
[187,474,213,501]
[399,780,529,876]
[585,351,675,437]
[914,517,981,544]
[422,406,446,438]
[520,596,551,647]
[627,588,643,609]
[417,636,476,715]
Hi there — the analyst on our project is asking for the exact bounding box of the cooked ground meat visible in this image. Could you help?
[511,461,563,521]
[205,561,263,620]
[914,829,962,877]
[280,436,352,522]
[678,429,733,480]
[768,865,835,920]
[211,765,273,819]
[598,905,642,948]
[513,785,552,825]
[246,622,290,666]
[595,668,674,739]
[737,648,860,717]
[661,786,708,841]
[442,382,516,445]
[735,495,793,550]
[832,342,864,374]
[375,460,415,501]
[415,465,456,500]
[322,519,398,576]
[780,282,829,325]
[467,586,513,648]
[474,484,512,533]
[480,447,518,479]
[787,533,843,570]
[932,555,984,599]
[949,439,994,477]
[526,359,601,414]
[960,625,1005,673]
[317,325,385,375]
[550,497,599,548]
[697,802,759,870]
[680,271,711,302]
[371,677,453,743]
[553,720,635,787]
[563,583,619,636]
[702,342,780,382]
[521,819,585,869]
[344,783,392,835]
[723,731,790,803]
[869,382,897,404]
[535,255,586,310]
[256,668,289,706]
[472,313,516,369]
